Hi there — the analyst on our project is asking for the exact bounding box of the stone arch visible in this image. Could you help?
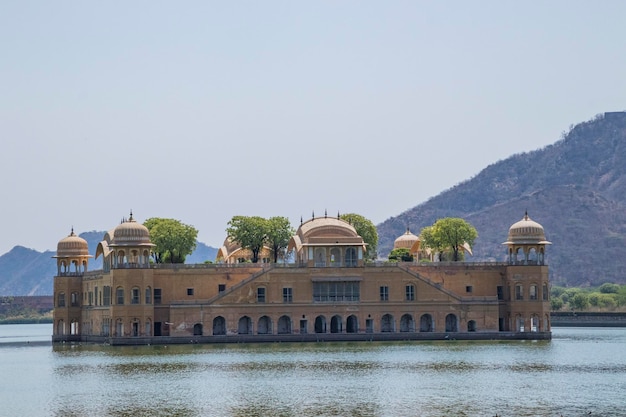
[238,316,252,334]
[445,314,458,332]
[346,315,358,333]
[330,315,343,333]
[56,319,65,335]
[381,314,395,332]
[213,316,226,335]
[278,315,292,334]
[145,319,152,336]
[314,315,327,333]
[467,320,477,332]
[346,247,357,267]
[330,247,341,265]
[315,248,326,266]
[400,314,414,332]
[258,315,272,335]
[193,323,203,336]
[420,314,433,332]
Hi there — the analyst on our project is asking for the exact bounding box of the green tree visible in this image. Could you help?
[599,283,620,294]
[550,297,564,311]
[340,213,379,260]
[144,218,198,264]
[419,226,444,261]
[570,292,589,311]
[226,216,269,263]
[388,247,413,262]
[420,218,478,262]
[266,216,295,263]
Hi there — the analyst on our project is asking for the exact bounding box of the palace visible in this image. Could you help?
[52,212,551,344]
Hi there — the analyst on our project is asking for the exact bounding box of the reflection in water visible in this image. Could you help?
[1,327,625,416]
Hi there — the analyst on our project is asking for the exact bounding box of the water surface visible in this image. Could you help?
[0,325,624,416]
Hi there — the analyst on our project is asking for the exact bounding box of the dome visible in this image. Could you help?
[55,229,90,258]
[504,212,551,245]
[110,213,152,246]
[394,228,419,249]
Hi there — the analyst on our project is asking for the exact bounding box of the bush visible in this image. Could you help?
[599,283,620,294]
[550,297,564,311]
[570,292,589,311]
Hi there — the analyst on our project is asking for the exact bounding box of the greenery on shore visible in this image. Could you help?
[550,283,626,312]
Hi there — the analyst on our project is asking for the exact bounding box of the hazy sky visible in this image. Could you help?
[1,1,625,255]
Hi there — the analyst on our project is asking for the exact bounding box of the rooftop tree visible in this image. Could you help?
[144,218,198,264]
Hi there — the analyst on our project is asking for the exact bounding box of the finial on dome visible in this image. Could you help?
[312,210,315,220]
[70,226,75,237]
[524,210,529,220]
[406,227,411,234]
[129,210,134,221]
[300,216,303,224]
[337,211,340,219]
[325,209,327,218]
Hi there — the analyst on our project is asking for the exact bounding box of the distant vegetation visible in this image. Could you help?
[550,283,626,312]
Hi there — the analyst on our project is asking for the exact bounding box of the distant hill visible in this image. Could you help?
[0,232,218,296]
[3,112,626,293]
[377,112,626,287]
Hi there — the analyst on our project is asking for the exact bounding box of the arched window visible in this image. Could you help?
[330,315,342,333]
[345,248,357,267]
[515,284,524,301]
[257,316,272,335]
[131,287,140,304]
[467,320,477,332]
[70,320,79,335]
[116,287,125,305]
[330,248,341,266]
[70,292,79,307]
[145,287,152,304]
[56,320,65,335]
[346,315,358,333]
[400,314,414,332]
[529,284,538,300]
[116,318,124,336]
[213,316,226,335]
[238,316,252,334]
[193,323,203,336]
[314,315,327,333]
[57,292,66,307]
[145,319,151,336]
[542,284,549,301]
[420,314,433,332]
[445,314,458,332]
[278,315,291,334]
[315,248,326,267]
[381,314,395,332]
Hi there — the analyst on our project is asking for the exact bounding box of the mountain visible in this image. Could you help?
[377,111,626,287]
[0,232,219,296]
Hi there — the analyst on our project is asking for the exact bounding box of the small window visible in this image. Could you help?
[131,287,140,304]
[187,288,194,296]
[218,284,226,293]
[466,286,473,293]
[116,287,124,305]
[515,284,523,301]
[405,285,415,301]
[380,286,389,301]
[497,286,504,300]
[529,285,538,300]
[283,287,293,303]
[145,287,152,304]
[542,284,549,301]
[257,287,266,303]
[58,292,66,307]
[154,288,162,305]
[70,292,79,307]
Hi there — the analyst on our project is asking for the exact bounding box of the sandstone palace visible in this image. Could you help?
[53,212,551,344]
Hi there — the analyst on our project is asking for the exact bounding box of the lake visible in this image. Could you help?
[0,324,624,416]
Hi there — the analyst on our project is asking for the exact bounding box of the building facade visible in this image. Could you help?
[52,212,551,344]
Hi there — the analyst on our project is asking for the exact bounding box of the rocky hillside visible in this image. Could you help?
[377,112,626,287]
